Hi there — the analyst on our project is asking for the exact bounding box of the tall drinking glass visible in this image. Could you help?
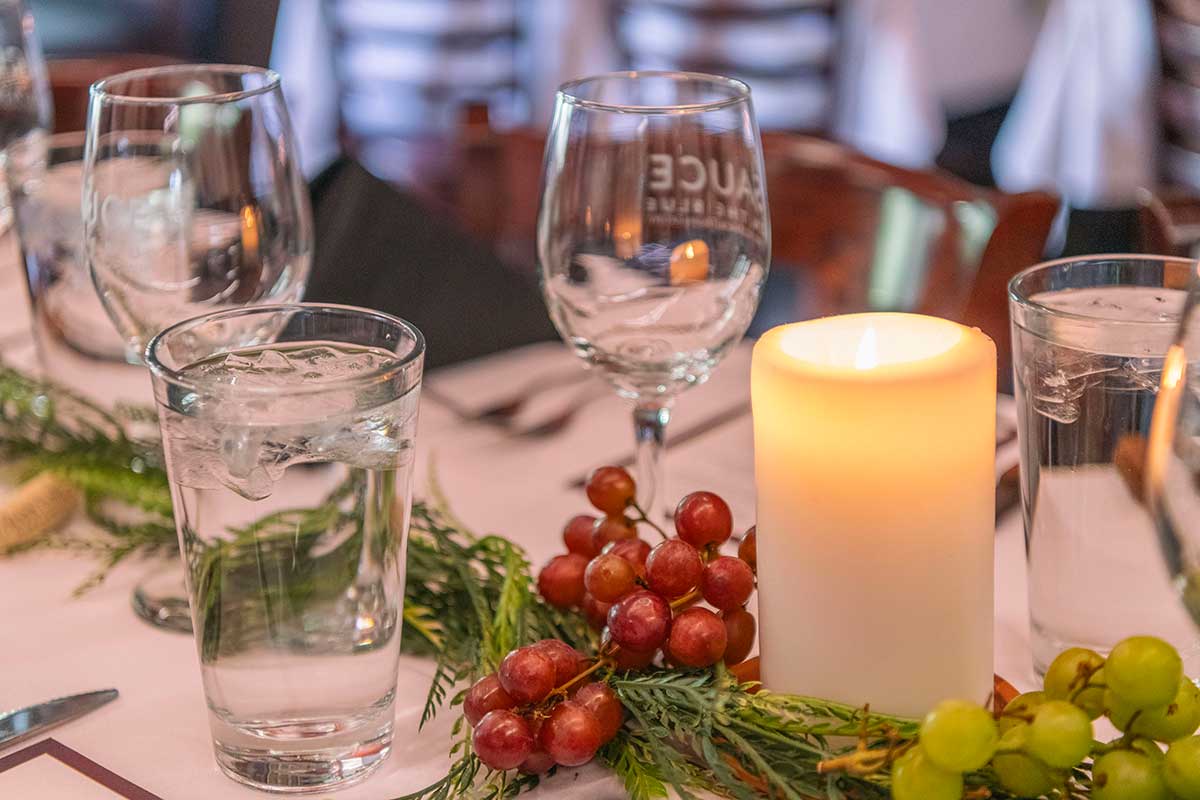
[538,71,769,511]
[9,132,143,398]
[1010,255,1200,676]
[146,303,424,792]
[0,0,51,227]
[83,65,313,630]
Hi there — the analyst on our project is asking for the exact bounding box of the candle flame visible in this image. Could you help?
[854,327,879,370]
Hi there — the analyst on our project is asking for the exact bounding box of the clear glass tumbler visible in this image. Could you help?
[1010,255,1200,676]
[145,303,424,792]
[9,132,142,392]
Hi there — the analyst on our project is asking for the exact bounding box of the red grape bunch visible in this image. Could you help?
[465,639,625,772]
[468,466,760,775]
[538,466,758,673]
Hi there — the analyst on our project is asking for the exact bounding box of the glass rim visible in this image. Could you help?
[1008,253,1199,326]
[555,70,752,114]
[90,63,281,107]
[144,303,426,397]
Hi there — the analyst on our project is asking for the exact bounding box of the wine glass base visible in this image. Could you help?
[131,566,192,633]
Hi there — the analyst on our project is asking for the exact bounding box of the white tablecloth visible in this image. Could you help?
[0,231,1036,799]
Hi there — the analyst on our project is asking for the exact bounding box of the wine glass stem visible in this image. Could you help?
[633,402,671,517]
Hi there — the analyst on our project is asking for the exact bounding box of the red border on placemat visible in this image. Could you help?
[0,738,164,799]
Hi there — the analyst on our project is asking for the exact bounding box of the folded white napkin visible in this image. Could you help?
[992,0,1159,208]
[832,0,945,168]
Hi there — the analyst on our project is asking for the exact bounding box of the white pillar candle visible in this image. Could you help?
[751,313,995,718]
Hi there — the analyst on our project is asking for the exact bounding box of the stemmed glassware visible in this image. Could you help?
[537,71,769,512]
[82,64,312,630]
[1147,260,1200,627]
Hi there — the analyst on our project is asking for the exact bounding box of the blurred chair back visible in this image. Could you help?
[764,136,1057,384]
[1159,1,1200,191]
[439,126,1058,383]
[327,0,525,189]
[47,54,180,132]
[615,0,836,130]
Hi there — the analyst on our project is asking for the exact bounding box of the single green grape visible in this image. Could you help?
[1135,679,1200,742]
[920,699,998,772]
[1091,750,1169,800]
[1164,736,1200,799]
[1026,700,1094,768]
[992,752,1059,797]
[1106,636,1183,710]
[1107,678,1200,740]
[890,747,963,800]
[999,691,1046,734]
[1045,647,1105,706]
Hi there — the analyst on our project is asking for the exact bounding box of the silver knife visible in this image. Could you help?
[0,689,118,749]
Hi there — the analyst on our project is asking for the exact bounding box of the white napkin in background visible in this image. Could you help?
[992,0,1159,208]
[523,0,619,124]
[271,0,340,180]
[832,0,946,168]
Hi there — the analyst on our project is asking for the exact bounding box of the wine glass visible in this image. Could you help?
[1147,262,1200,627]
[537,71,769,512]
[0,0,51,230]
[82,64,313,630]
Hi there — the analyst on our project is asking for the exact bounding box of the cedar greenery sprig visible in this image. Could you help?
[1,364,1028,799]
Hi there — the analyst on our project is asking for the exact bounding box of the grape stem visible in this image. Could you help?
[818,705,913,776]
[627,501,669,540]
[669,588,701,611]
[548,657,612,701]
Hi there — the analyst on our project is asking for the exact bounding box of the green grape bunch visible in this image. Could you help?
[891,635,1200,800]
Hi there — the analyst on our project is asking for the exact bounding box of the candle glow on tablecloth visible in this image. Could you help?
[751,313,995,718]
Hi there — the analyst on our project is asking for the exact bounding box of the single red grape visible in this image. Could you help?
[498,646,556,705]
[701,556,755,611]
[612,645,657,671]
[585,466,637,516]
[722,608,756,665]
[584,553,637,602]
[738,526,757,572]
[518,748,556,775]
[574,682,624,743]
[667,607,728,668]
[644,539,704,599]
[582,593,612,630]
[464,673,515,727]
[473,710,534,771]
[592,516,637,551]
[603,538,651,573]
[674,491,733,547]
[531,639,583,686]
[537,553,588,609]
[540,700,604,767]
[563,514,599,558]
[607,590,671,651]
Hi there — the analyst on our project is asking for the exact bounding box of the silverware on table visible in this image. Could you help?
[0,688,118,749]
[567,401,753,488]
[425,367,593,429]
[473,368,592,424]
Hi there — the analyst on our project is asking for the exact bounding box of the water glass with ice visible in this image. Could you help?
[7,132,149,396]
[1010,255,1200,676]
[145,304,424,792]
